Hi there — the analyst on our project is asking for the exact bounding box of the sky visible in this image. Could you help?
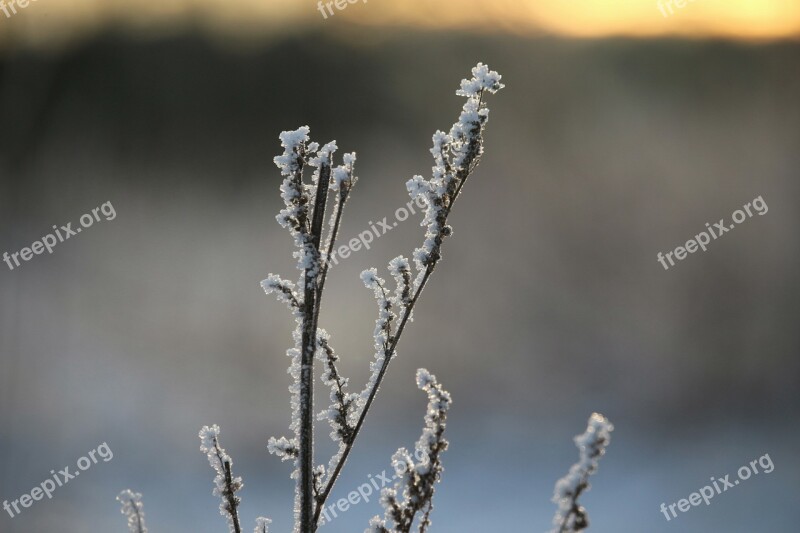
[0,0,799,51]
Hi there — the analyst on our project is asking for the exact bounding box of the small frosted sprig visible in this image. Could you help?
[267,436,299,462]
[316,330,358,445]
[366,516,390,533]
[405,63,503,288]
[455,62,505,98]
[274,126,313,178]
[330,152,357,193]
[309,141,338,176]
[261,274,303,312]
[551,413,614,533]
[313,464,326,502]
[273,126,320,277]
[388,256,412,309]
[254,517,272,533]
[323,152,358,273]
[117,490,147,533]
[368,369,451,533]
[199,425,244,533]
[308,140,338,222]
[358,268,396,406]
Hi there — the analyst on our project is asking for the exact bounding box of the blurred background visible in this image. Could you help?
[1,1,799,531]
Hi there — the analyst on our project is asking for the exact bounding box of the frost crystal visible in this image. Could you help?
[366,515,390,533]
[551,413,614,533]
[267,436,299,462]
[388,256,412,309]
[117,490,147,533]
[455,62,505,98]
[254,516,272,533]
[331,152,357,192]
[272,126,321,277]
[273,126,311,177]
[261,274,302,312]
[358,268,396,408]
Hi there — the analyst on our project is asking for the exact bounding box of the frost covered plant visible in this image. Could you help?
[117,490,147,533]
[551,414,614,533]
[121,64,636,533]
[259,62,503,532]
[114,62,617,533]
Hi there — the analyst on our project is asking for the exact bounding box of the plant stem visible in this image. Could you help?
[299,161,332,531]
[128,498,145,533]
[222,461,242,533]
[317,191,348,300]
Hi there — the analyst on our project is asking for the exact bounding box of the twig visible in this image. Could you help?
[313,136,483,528]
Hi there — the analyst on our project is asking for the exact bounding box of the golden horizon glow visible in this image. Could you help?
[0,0,799,51]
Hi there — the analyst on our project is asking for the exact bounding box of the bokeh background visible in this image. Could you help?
[1,1,799,531]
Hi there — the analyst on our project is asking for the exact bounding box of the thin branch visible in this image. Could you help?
[316,332,356,445]
[131,500,145,533]
[298,154,332,531]
[313,159,479,527]
[317,187,350,299]
[368,369,451,533]
[551,414,614,533]
[199,425,244,533]
[221,459,242,533]
[117,490,147,533]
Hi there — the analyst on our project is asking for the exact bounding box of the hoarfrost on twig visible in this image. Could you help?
[367,369,451,533]
[199,425,244,533]
[551,413,614,533]
[117,490,147,533]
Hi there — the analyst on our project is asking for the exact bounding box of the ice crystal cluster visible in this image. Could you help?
[254,517,272,533]
[551,413,614,532]
[406,63,503,287]
[117,489,147,533]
